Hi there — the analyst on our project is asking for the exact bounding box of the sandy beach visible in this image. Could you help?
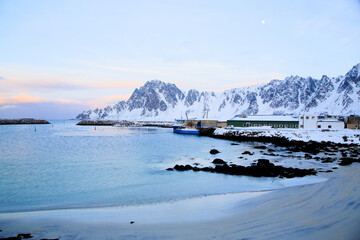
[1,163,359,240]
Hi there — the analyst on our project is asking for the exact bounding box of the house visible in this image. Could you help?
[299,115,344,130]
[227,115,299,128]
[346,115,360,129]
[298,115,318,129]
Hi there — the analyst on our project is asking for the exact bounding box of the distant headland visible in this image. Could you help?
[0,118,50,125]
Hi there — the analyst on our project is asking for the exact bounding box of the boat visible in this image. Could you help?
[175,127,199,135]
[173,115,200,135]
[173,119,186,133]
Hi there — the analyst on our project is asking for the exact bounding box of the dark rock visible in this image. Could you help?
[174,164,193,171]
[267,149,275,152]
[210,149,220,154]
[263,153,276,156]
[193,167,200,172]
[40,239,59,240]
[339,157,359,166]
[166,168,174,171]
[130,221,135,224]
[242,151,254,155]
[212,159,226,164]
[17,234,32,239]
[254,145,267,149]
[199,128,216,136]
[231,143,239,145]
[184,164,193,170]
[257,159,271,165]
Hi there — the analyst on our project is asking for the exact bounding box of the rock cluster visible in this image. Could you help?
[167,159,317,178]
[214,133,360,167]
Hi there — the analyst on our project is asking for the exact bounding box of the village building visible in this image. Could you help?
[346,115,360,129]
[299,115,344,130]
[196,120,218,129]
[227,115,299,128]
[217,120,227,128]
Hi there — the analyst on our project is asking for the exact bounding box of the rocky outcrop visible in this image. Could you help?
[0,119,50,125]
[167,159,317,178]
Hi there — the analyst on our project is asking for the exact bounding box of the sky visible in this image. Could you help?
[0,0,360,119]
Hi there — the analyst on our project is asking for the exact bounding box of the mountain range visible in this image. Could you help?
[76,63,360,121]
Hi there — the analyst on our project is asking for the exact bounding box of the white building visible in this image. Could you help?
[299,115,344,130]
[299,115,318,129]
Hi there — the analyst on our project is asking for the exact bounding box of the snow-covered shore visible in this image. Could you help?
[0,165,359,239]
[214,128,360,145]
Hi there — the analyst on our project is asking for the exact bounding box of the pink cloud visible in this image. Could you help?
[2,78,143,92]
[0,93,48,105]
[55,98,83,104]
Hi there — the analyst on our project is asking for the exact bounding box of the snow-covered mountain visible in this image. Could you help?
[76,63,360,121]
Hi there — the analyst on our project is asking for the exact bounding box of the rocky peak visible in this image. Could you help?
[185,89,200,106]
[127,80,184,113]
[345,63,360,80]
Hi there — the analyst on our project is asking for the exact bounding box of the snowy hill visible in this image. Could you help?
[76,64,360,121]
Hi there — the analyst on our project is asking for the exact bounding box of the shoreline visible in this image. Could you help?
[2,168,355,240]
[0,169,358,239]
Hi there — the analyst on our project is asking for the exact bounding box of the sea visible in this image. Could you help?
[0,120,325,213]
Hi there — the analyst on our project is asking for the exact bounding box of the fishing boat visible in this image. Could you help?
[173,117,199,135]
[173,119,186,133]
[175,127,199,135]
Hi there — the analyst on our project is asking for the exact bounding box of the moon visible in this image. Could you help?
[262,20,266,24]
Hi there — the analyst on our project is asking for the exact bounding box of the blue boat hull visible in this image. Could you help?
[175,128,199,135]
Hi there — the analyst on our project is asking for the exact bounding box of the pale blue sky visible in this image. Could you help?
[0,0,359,118]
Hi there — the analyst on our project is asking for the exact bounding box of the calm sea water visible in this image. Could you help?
[0,120,323,213]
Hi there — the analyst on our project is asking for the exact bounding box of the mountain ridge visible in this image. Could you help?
[76,63,360,121]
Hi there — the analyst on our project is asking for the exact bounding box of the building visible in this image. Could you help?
[217,121,227,128]
[227,115,299,128]
[299,115,318,129]
[346,115,360,129]
[196,120,218,129]
[299,115,344,130]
